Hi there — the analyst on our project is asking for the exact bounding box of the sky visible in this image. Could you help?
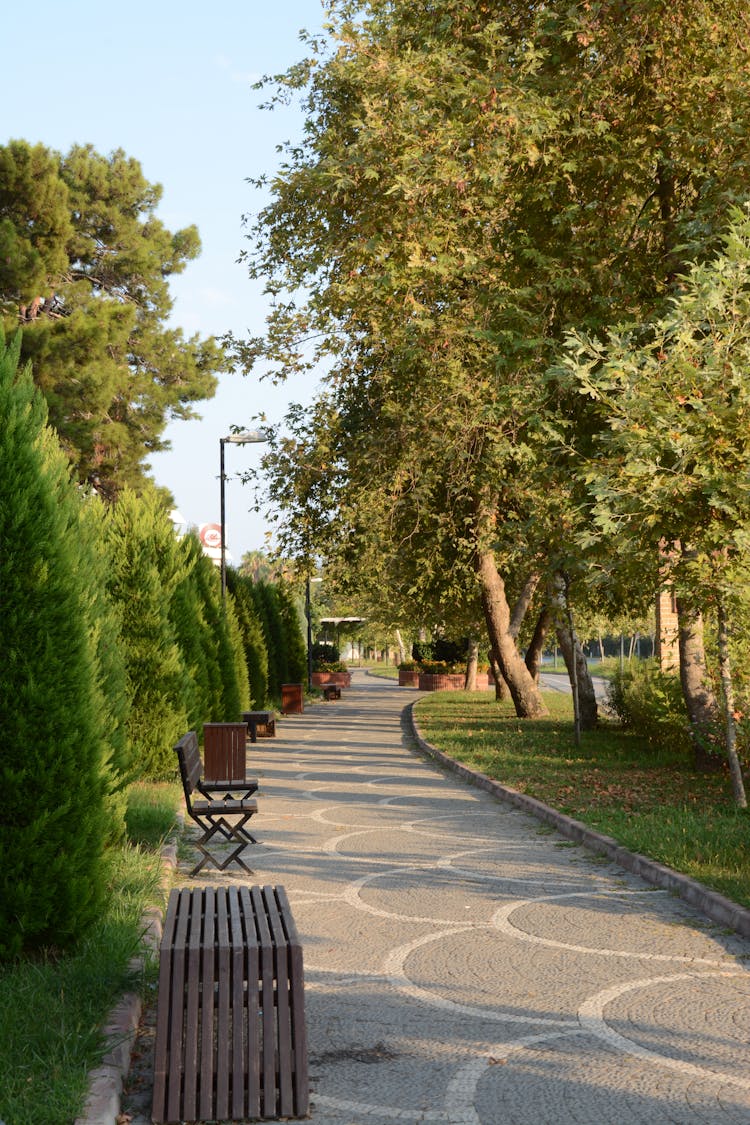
[1,0,328,564]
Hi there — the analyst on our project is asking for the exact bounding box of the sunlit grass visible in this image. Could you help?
[0,782,180,1125]
[415,689,749,907]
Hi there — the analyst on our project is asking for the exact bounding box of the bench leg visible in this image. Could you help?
[191,815,258,876]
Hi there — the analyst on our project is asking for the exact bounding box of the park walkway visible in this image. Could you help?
[124,671,750,1125]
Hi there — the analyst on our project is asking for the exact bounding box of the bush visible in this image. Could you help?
[420,660,460,675]
[607,660,692,755]
[397,660,419,671]
[314,660,348,673]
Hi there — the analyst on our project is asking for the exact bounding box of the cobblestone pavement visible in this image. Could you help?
[122,672,750,1125]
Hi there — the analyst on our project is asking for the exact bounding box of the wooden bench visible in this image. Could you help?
[241,709,276,739]
[152,885,309,1123]
[203,723,258,797]
[175,733,259,876]
[322,683,341,700]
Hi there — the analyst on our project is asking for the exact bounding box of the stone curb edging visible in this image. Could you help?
[74,839,178,1125]
[407,702,750,940]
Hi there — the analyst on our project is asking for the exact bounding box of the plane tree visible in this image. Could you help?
[555,211,750,803]
[239,0,750,719]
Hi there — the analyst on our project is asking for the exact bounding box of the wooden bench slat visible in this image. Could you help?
[215,890,231,1120]
[240,887,262,1120]
[182,891,203,1121]
[151,891,180,1121]
[199,887,216,1123]
[276,884,309,1113]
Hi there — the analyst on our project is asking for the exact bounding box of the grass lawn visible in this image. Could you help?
[414,689,750,909]
[366,664,399,680]
[0,781,181,1125]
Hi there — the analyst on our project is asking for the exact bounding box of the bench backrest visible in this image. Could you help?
[175,732,202,811]
[203,722,247,783]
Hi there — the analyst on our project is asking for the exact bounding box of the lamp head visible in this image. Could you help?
[222,428,272,444]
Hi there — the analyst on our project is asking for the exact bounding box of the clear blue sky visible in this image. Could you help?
[1,0,327,562]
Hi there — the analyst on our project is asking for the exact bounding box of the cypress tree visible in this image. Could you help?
[252,581,286,697]
[277,581,308,685]
[192,550,244,721]
[226,568,269,708]
[104,489,190,779]
[78,498,132,840]
[170,533,215,731]
[0,333,110,957]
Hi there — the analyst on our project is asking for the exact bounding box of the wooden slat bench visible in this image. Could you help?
[241,709,277,739]
[152,885,309,1124]
[175,733,259,876]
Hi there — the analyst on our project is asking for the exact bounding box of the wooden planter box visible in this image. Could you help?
[417,672,467,692]
[398,669,421,687]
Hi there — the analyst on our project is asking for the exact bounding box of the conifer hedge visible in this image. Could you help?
[0,335,112,957]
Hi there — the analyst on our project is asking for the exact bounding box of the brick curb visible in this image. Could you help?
[74,841,178,1125]
[407,702,750,940]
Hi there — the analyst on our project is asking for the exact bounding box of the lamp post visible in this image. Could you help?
[305,575,322,691]
[220,429,270,602]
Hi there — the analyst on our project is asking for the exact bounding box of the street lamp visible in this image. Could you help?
[220,429,270,602]
[305,575,323,690]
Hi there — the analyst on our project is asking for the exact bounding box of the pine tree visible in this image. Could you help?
[0,333,110,957]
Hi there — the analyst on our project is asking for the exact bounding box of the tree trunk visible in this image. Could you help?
[550,574,598,732]
[676,597,721,772]
[716,599,747,808]
[489,648,511,701]
[525,606,552,683]
[477,549,548,719]
[394,628,407,666]
[465,636,479,691]
[510,574,540,637]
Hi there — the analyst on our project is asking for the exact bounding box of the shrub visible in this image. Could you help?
[314,660,348,673]
[397,660,419,671]
[420,660,460,675]
[607,660,693,755]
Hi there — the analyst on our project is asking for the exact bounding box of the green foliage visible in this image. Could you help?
[242,0,750,714]
[313,660,348,673]
[226,568,270,708]
[0,139,224,496]
[607,661,694,757]
[277,581,308,684]
[250,580,286,697]
[0,837,164,1125]
[104,489,189,779]
[0,333,111,958]
[420,660,461,675]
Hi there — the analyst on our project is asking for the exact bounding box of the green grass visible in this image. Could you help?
[414,689,750,909]
[0,782,181,1125]
[367,664,399,680]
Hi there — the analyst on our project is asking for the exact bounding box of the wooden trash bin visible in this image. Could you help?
[281,683,304,714]
[203,722,248,783]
